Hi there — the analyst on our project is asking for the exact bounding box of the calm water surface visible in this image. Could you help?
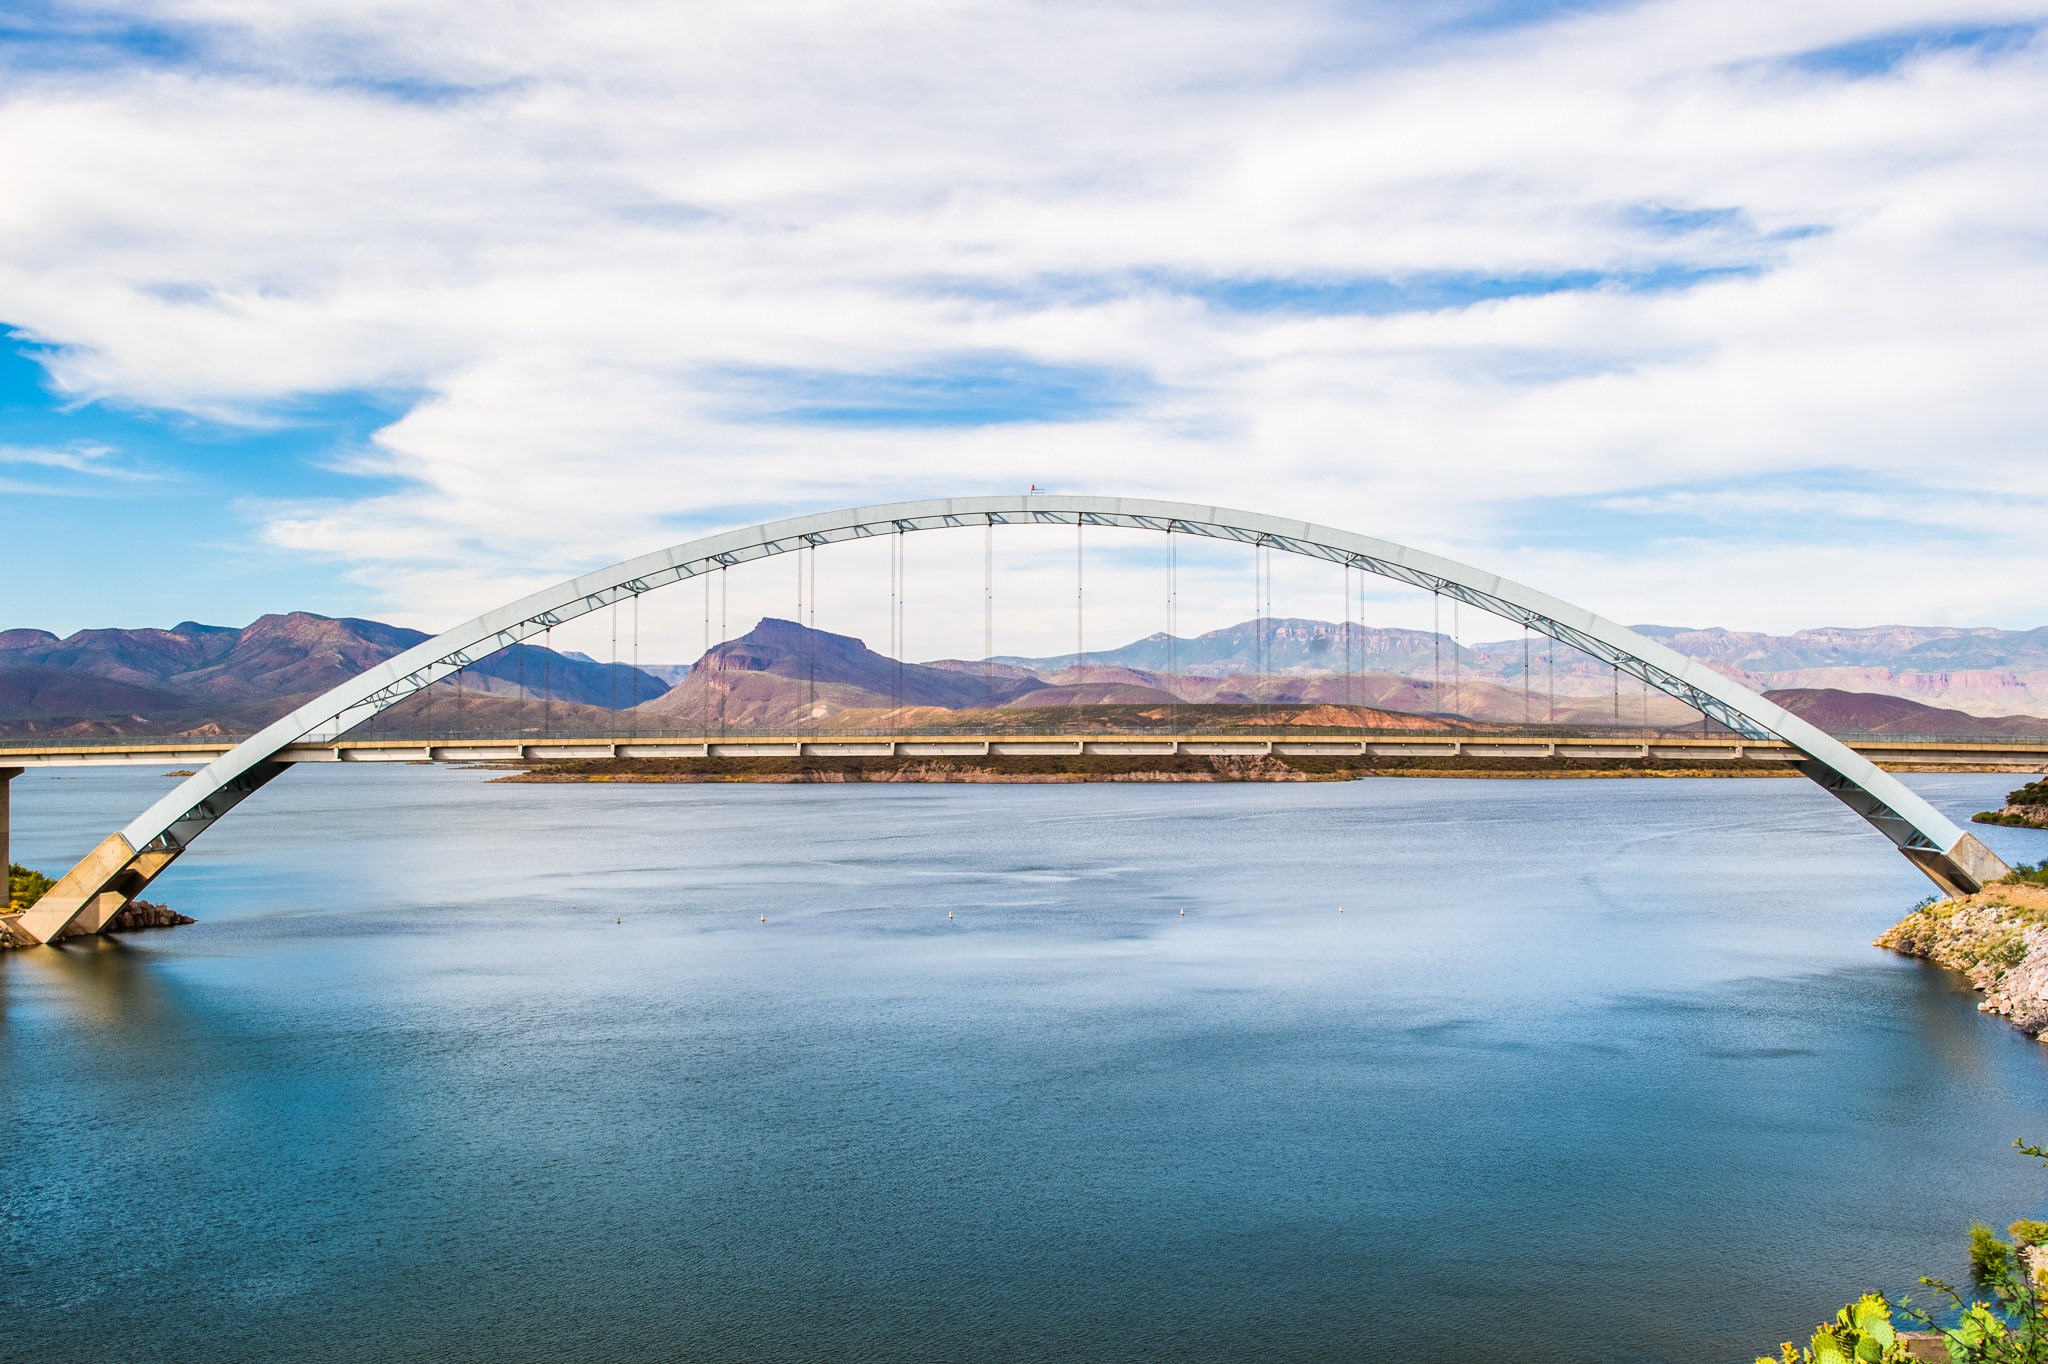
[6,767,2048,1363]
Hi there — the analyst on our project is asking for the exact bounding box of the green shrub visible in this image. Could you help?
[2008,779,2048,808]
[2010,1220,2048,1248]
[2004,862,2048,889]
[7,862,55,911]
[1972,1223,2014,1283]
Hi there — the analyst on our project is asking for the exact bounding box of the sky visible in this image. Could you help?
[3,0,2046,663]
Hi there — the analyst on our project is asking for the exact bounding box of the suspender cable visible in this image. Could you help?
[542,625,553,739]
[1546,636,1555,726]
[812,545,819,729]
[1432,589,1440,712]
[720,566,728,740]
[1344,561,1354,716]
[894,529,905,720]
[1450,600,1459,720]
[1254,542,1262,706]
[1074,514,1085,734]
[518,636,528,736]
[1522,624,1531,729]
[610,598,619,725]
[1075,515,1084,673]
[794,543,804,734]
[631,590,640,739]
[1171,520,1187,733]
[984,519,994,711]
[702,572,711,741]
[1253,540,1269,716]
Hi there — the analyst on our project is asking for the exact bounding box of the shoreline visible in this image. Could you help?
[1879,874,2048,1041]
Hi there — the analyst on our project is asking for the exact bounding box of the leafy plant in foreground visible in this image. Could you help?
[1761,1140,2048,1363]
[1759,1293,1909,1363]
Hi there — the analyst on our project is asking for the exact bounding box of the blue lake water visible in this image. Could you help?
[6,766,2048,1362]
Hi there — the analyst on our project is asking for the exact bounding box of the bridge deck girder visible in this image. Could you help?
[5,734,2047,768]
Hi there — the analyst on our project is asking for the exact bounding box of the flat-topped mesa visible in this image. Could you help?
[1879,865,2048,1037]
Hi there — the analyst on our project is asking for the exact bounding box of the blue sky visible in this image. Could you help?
[4,0,2046,657]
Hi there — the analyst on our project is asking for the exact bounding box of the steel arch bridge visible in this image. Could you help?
[14,495,2009,944]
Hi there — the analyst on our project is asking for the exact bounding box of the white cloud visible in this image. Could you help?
[3,0,2046,647]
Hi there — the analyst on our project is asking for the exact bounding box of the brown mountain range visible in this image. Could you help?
[0,613,664,737]
[8,612,2048,741]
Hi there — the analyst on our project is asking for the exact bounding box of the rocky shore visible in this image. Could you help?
[3,865,193,947]
[1978,807,2048,828]
[103,898,195,932]
[1974,778,2048,828]
[1879,870,2048,1038]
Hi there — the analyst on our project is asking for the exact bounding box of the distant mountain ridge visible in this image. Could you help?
[1766,688,2048,739]
[996,617,2048,719]
[636,618,1051,729]
[7,610,2048,737]
[0,613,665,737]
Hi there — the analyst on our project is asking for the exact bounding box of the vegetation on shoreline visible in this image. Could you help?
[5,863,190,944]
[1878,864,2048,1039]
[1761,1141,2048,1362]
[8,861,54,910]
[1976,779,2048,828]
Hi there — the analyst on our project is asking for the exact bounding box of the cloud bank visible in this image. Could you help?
[3,0,2045,650]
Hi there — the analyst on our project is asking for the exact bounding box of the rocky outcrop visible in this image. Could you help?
[1879,882,2048,1036]
[0,897,194,947]
[1975,779,2048,828]
[1979,807,2048,829]
[103,898,195,931]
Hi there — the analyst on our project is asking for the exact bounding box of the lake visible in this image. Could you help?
[6,766,2048,1362]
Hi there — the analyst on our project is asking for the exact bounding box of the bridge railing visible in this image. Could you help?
[6,725,2045,749]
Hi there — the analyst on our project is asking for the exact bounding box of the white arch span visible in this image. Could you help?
[18,495,2009,943]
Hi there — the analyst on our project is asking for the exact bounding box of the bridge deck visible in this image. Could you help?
[5,734,2045,768]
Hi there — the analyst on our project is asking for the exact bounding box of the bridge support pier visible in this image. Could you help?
[14,832,149,944]
[1,766,18,891]
[1904,833,2012,900]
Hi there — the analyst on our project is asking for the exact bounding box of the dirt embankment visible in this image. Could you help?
[495,753,1805,784]
[1880,880,2048,1037]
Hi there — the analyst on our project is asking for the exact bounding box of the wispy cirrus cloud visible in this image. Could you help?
[0,439,158,478]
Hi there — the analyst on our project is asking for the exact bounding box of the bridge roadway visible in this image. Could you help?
[6,733,2047,768]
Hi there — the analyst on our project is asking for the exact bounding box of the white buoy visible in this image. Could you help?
[759,914,766,923]
[1179,908,1186,916]
[948,911,954,920]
